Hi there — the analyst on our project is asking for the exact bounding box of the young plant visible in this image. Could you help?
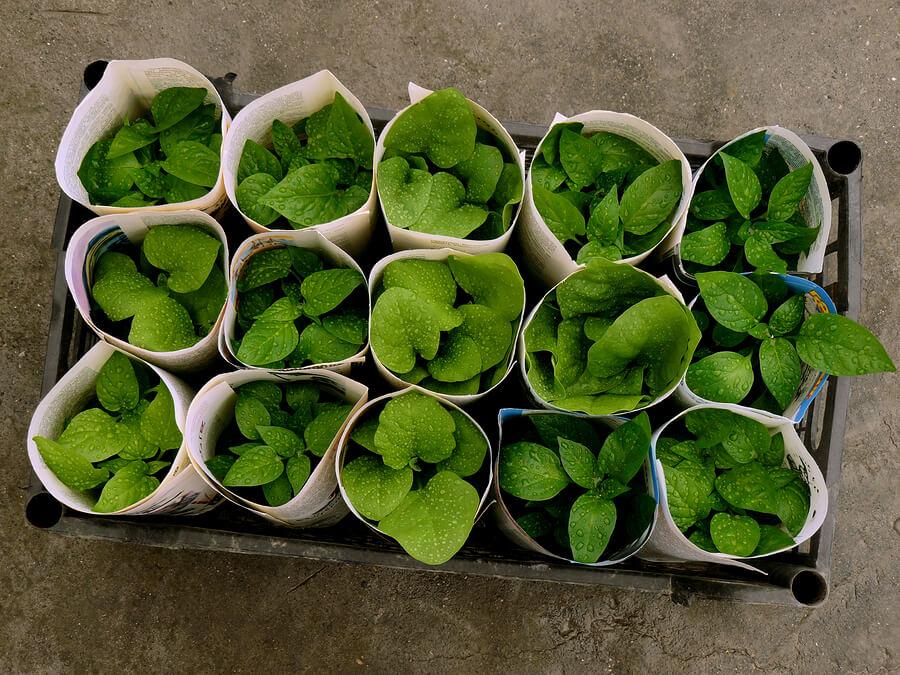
[498,413,655,564]
[531,122,683,262]
[32,352,182,512]
[205,381,353,506]
[370,253,524,396]
[687,272,895,412]
[78,87,221,206]
[341,390,489,564]
[233,247,367,368]
[681,131,819,274]
[523,259,700,414]
[657,408,810,556]
[235,93,373,229]
[378,88,523,240]
[90,224,226,351]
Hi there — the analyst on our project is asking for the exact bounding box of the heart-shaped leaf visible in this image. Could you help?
[343,454,413,520]
[384,88,476,168]
[142,224,221,293]
[409,172,488,238]
[373,391,457,468]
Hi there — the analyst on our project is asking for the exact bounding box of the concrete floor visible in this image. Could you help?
[1,0,898,672]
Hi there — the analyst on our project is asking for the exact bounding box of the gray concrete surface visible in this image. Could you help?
[1,0,898,672]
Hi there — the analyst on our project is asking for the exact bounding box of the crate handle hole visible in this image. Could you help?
[826,141,862,175]
[791,569,828,606]
[26,492,63,529]
[83,61,109,90]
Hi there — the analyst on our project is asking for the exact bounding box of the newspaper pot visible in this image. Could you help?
[221,70,377,257]
[374,83,526,254]
[335,388,494,564]
[639,403,828,573]
[492,408,659,566]
[519,262,697,416]
[677,273,836,424]
[27,342,220,516]
[367,248,525,406]
[185,369,368,527]
[55,57,231,216]
[65,210,230,373]
[662,126,831,283]
[219,229,369,375]
[518,111,692,288]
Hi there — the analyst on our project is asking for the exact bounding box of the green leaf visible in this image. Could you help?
[378,156,433,228]
[452,142,504,203]
[237,173,280,226]
[723,131,767,167]
[715,462,780,513]
[531,414,600,449]
[758,338,802,408]
[91,258,165,322]
[291,323,360,366]
[93,461,159,513]
[343,455,413,520]
[373,391,456,468]
[108,119,158,159]
[720,152,761,219]
[142,224,221,293]
[304,403,352,457]
[270,118,304,164]
[532,183,585,244]
[680,222,730,266]
[237,320,298,365]
[766,162,813,221]
[234,394,270,440]
[776,480,810,536]
[260,164,366,227]
[558,129,603,189]
[378,470,480,565]
[451,303,513,371]
[619,160,682,235]
[262,473,293,506]
[140,385,182,450]
[696,271,768,332]
[796,313,895,376]
[301,268,364,316]
[304,92,374,168]
[205,455,235,481]
[597,413,651,484]
[558,438,597,489]
[151,87,206,131]
[531,156,568,191]
[409,172,488,238]
[164,174,207,203]
[34,436,110,491]
[686,352,754,404]
[128,295,198,352]
[284,382,319,411]
[447,253,524,321]
[753,524,796,555]
[661,459,715,531]
[96,351,140,412]
[286,454,312,494]
[159,103,217,155]
[117,401,158,460]
[689,526,717,552]
[173,265,227,331]
[524,302,560,354]
[58,408,127,462]
[255,297,303,323]
[383,258,457,307]
[384,88,476,168]
[222,445,284,487]
[257,426,303,458]
[517,511,553,539]
[690,188,738,220]
[586,188,620,244]
[159,141,220,188]
[436,410,488,478]
[427,331,483,382]
[552,317,588,387]
[590,132,656,173]
[238,248,292,291]
[568,493,617,563]
[238,139,283,183]
[744,235,788,273]
[78,140,139,203]
[499,441,570,501]
[555,258,663,319]
[768,294,805,336]
[710,512,760,556]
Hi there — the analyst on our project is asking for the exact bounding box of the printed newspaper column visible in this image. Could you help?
[491,409,659,566]
[677,273,836,423]
[55,58,231,216]
[185,369,368,527]
[27,342,221,516]
[518,111,692,288]
[518,266,693,415]
[638,403,828,572]
[367,248,525,406]
[65,210,230,373]
[335,389,494,548]
[221,70,377,257]
[659,126,831,281]
[374,83,527,254]
[219,229,368,375]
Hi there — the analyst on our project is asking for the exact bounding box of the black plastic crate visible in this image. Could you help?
[26,64,866,607]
